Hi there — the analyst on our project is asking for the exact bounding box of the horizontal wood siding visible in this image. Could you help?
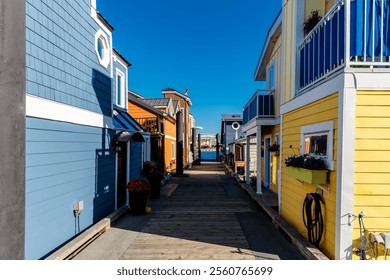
[25,117,115,259]
[354,90,390,259]
[128,101,156,118]
[281,93,339,259]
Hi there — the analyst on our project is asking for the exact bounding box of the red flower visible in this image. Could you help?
[126,178,151,192]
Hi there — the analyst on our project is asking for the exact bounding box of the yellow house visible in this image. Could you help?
[251,0,390,260]
[242,11,282,200]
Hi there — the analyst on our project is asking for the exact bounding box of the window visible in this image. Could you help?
[171,142,175,159]
[116,69,125,108]
[95,29,110,68]
[267,61,275,90]
[301,121,334,170]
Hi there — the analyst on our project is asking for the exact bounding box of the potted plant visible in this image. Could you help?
[126,178,151,215]
[303,10,322,35]
[148,170,164,199]
[284,154,328,184]
[268,143,280,156]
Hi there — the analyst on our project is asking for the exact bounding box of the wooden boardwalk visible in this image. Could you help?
[73,162,303,260]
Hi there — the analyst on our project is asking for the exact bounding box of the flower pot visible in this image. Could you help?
[150,182,161,199]
[287,166,328,185]
[129,191,148,215]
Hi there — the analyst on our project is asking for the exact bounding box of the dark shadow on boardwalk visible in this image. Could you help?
[111,162,303,260]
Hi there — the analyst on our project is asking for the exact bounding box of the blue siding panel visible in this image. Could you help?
[25,117,116,259]
[130,142,143,180]
[26,0,112,116]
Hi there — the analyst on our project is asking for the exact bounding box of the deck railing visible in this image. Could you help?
[134,117,160,134]
[298,0,390,92]
[243,90,275,125]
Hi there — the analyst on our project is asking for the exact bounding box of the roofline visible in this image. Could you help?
[254,9,282,81]
[128,89,144,99]
[162,89,192,106]
[97,12,114,32]
[128,94,165,117]
[113,48,132,67]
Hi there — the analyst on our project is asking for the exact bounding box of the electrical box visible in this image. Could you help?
[73,200,84,211]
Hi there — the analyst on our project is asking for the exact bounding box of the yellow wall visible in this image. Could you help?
[353,90,390,260]
[282,0,296,104]
[305,0,324,20]
[281,93,339,259]
[269,35,282,118]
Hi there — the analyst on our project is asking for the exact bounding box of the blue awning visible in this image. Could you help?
[113,109,144,131]
[112,109,146,144]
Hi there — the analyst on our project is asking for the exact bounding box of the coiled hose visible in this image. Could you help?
[302,193,324,247]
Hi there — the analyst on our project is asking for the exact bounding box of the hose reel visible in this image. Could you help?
[302,193,324,247]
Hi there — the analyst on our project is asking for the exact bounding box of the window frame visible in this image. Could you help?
[95,29,110,68]
[115,68,126,108]
[171,142,175,160]
[300,120,334,170]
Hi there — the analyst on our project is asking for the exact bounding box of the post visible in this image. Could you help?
[198,133,202,162]
[216,133,219,161]
[176,110,184,175]
[245,135,251,185]
[0,0,26,259]
[256,126,262,194]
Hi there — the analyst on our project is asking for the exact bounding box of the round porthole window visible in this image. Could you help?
[95,29,110,68]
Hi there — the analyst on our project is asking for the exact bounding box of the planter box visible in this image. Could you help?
[287,166,328,185]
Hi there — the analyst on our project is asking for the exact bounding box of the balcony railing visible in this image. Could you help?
[134,117,160,134]
[243,90,275,125]
[298,0,390,92]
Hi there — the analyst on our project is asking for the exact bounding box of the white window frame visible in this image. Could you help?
[95,29,110,68]
[300,120,334,170]
[115,68,126,108]
[171,142,175,160]
[267,59,275,90]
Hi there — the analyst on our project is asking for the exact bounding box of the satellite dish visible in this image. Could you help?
[232,122,240,130]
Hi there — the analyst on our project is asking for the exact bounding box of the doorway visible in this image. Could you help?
[264,136,271,190]
[116,142,128,208]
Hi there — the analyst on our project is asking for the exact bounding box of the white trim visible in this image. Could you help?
[256,126,262,194]
[26,94,113,129]
[115,68,126,108]
[335,85,356,260]
[300,120,335,170]
[278,115,283,214]
[165,135,177,141]
[95,29,110,69]
[281,73,345,115]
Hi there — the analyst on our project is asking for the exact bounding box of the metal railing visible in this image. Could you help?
[242,90,275,125]
[298,0,390,93]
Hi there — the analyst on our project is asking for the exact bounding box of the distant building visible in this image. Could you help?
[220,114,243,159]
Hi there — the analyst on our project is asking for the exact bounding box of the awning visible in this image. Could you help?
[112,131,145,146]
[113,109,144,131]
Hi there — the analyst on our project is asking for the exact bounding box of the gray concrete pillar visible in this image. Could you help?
[0,0,26,259]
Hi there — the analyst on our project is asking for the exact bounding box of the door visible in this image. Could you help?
[116,142,127,208]
[264,137,271,190]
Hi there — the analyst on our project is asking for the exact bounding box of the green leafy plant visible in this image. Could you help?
[303,10,322,35]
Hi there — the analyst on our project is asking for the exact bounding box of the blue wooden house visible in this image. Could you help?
[24,0,149,259]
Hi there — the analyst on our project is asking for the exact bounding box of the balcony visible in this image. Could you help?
[134,117,161,134]
[243,90,275,125]
[298,0,390,92]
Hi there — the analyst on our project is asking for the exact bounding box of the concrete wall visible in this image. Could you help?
[0,0,26,259]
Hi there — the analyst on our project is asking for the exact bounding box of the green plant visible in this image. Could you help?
[285,154,327,170]
[303,10,322,35]
[268,143,280,152]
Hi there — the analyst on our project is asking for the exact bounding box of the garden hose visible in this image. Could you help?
[302,193,324,247]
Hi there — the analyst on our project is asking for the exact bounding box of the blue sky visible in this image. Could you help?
[98,0,281,134]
